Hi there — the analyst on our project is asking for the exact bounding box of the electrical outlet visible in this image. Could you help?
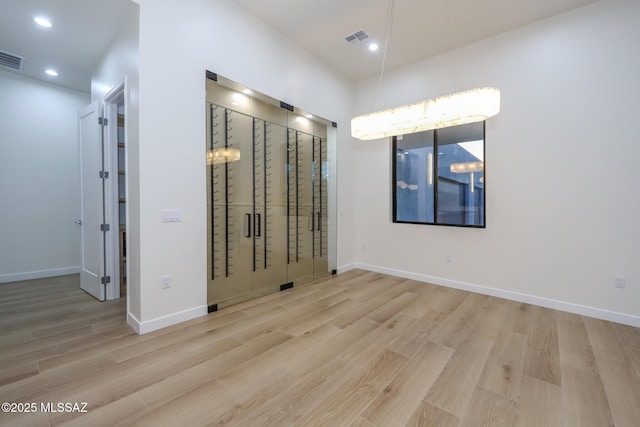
[615,275,625,288]
[162,275,172,289]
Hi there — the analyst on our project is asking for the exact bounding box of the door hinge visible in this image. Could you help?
[99,171,109,179]
[101,276,111,284]
[98,117,108,126]
[100,224,110,231]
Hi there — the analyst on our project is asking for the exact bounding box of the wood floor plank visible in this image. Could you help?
[57,392,147,427]
[364,291,417,324]
[35,324,137,372]
[459,387,516,427]
[281,297,362,336]
[235,358,356,426]
[336,274,408,303]
[523,306,561,387]
[109,310,248,363]
[0,408,49,427]
[232,304,323,342]
[611,322,640,349]
[361,341,453,426]
[330,278,416,329]
[288,317,379,378]
[584,317,640,427]
[214,366,301,425]
[0,326,99,372]
[216,324,340,401]
[350,416,377,427]
[428,293,490,350]
[0,329,33,348]
[3,354,115,402]
[626,346,640,378]
[50,332,291,424]
[386,309,449,358]
[0,362,38,387]
[506,301,534,335]
[131,379,239,427]
[296,349,409,427]
[515,374,565,427]
[405,400,461,427]
[477,331,527,401]
[338,314,417,368]
[134,336,243,409]
[556,312,614,427]
[426,334,494,418]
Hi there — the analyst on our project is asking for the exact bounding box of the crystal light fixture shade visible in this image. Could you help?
[207,148,241,164]
[351,87,500,140]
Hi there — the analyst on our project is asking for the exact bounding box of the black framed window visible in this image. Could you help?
[393,122,485,227]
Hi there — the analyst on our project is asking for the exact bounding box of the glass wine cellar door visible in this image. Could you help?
[206,76,336,309]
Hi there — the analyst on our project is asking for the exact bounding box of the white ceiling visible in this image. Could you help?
[234,0,599,81]
[0,0,135,92]
[0,0,599,92]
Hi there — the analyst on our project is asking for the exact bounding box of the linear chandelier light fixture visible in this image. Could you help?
[351,87,500,140]
[351,0,501,141]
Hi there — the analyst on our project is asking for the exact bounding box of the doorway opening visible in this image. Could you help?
[77,83,129,302]
[104,82,127,300]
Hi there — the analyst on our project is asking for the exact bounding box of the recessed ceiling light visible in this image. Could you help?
[45,69,58,77]
[306,114,313,119]
[242,89,252,95]
[34,17,52,28]
[368,43,379,52]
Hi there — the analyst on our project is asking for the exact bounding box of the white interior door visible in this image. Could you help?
[79,101,106,301]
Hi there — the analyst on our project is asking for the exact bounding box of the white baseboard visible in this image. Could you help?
[0,267,81,284]
[337,263,357,274]
[127,305,208,335]
[354,262,640,328]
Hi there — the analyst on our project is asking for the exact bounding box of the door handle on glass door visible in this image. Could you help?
[255,213,261,237]
[245,213,252,238]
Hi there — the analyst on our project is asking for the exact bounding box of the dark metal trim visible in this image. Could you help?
[286,129,291,265]
[280,101,294,111]
[263,121,268,270]
[205,70,218,81]
[224,109,230,277]
[209,104,215,280]
[280,282,294,291]
[252,117,257,272]
[295,131,300,263]
[391,137,398,223]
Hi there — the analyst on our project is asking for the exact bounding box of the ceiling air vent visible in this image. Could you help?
[0,49,25,71]
[344,29,369,45]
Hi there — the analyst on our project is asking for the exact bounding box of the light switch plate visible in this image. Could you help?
[162,209,181,222]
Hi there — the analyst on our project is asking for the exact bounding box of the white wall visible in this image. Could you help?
[90,0,141,321]
[0,70,89,282]
[353,0,640,325]
[132,0,355,332]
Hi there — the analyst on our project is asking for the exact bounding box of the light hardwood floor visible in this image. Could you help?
[1,270,639,426]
